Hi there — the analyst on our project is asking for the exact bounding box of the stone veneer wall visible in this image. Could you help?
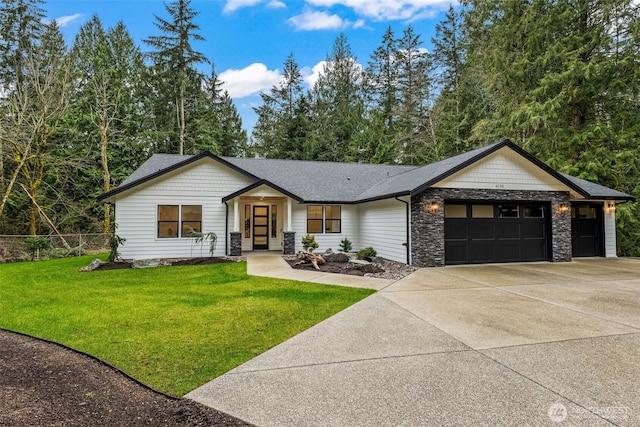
[411,188,572,267]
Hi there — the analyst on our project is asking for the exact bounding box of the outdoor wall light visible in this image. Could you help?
[607,202,616,214]
[428,202,439,213]
[559,204,569,214]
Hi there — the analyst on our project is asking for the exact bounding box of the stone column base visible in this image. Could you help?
[230,232,242,256]
[283,231,296,255]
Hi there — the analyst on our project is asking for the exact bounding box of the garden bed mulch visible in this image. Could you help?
[0,329,252,427]
[93,257,239,271]
[284,258,385,276]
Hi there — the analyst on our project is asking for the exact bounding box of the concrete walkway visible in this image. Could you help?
[245,252,394,290]
[187,257,640,426]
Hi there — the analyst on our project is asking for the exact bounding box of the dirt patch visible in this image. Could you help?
[284,259,385,276]
[0,329,252,427]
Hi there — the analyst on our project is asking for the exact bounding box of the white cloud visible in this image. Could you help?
[53,13,82,28]
[288,9,366,30]
[307,0,452,21]
[288,10,345,30]
[301,61,326,87]
[223,0,264,13]
[267,0,286,8]
[219,63,282,98]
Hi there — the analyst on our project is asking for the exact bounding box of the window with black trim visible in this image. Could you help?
[181,205,202,236]
[158,204,202,238]
[325,205,341,233]
[306,205,342,233]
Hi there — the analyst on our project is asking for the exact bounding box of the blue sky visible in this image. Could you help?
[45,0,455,133]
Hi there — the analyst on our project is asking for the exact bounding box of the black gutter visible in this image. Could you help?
[224,201,229,256]
[395,196,410,265]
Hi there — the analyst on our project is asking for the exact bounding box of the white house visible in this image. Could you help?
[99,140,634,267]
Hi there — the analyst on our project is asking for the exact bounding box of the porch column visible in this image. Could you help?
[233,198,240,232]
[283,197,295,255]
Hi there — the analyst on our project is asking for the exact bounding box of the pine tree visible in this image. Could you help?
[144,0,208,155]
[394,26,432,164]
[309,34,365,162]
[252,53,304,159]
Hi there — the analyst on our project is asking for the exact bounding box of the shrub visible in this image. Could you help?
[107,235,125,263]
[23,236,51,261]
[339,237,352,252]
[302,234,319,251]
[356,247,377,261]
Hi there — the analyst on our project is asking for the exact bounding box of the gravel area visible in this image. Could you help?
[0,330,252,427]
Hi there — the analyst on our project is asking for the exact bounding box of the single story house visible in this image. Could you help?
[99,139,635,267]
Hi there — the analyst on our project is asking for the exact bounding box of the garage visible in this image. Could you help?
[444,202,550,265]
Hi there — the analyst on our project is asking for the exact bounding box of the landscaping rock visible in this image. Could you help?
[79,259,104,272]
[346,259,378,273]
[132,258,162,269]
[323,251,350,263]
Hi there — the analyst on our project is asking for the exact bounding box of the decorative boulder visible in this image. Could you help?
[132,258,162,269]
[346,259,378,273]
[323,251,350,263]
[79,259,104,272]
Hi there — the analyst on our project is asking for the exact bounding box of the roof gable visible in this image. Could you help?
[434,146,580,196]
[99,152,258,202]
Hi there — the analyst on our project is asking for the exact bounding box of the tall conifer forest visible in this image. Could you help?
[1,0,639,255]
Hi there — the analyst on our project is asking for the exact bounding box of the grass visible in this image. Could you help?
[0,255,374,396]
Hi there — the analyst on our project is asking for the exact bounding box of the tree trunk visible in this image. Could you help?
[179,80,185,155]
[101,124,111,234]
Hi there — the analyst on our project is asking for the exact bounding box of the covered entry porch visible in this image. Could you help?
[224,183,298,255]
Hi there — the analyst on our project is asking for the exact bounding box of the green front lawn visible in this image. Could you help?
[0,255,373,396]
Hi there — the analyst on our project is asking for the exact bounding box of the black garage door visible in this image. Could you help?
[444,203,550,265]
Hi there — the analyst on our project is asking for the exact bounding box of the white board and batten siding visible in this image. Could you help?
[604,201,617,257]
[114,159,253,260]
[358,197,409,264]
[290,204,360,254]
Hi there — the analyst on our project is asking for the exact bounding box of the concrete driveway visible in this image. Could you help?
[187,258,640,426]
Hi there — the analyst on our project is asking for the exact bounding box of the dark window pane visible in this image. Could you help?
[499,205,519,218]
[524,206,543,218]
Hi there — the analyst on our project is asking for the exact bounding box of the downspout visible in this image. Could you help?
[395,196,410,265]
[224,201,229,256]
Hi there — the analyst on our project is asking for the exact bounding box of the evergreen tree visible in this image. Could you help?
[252,53,304,158]
[394,26,432,164]
[309,34,365,162]
[144,0,208,155]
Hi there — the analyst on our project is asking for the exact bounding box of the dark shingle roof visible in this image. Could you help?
[560,173,635,201]
[100,140,635,203]
[222,157,417,202]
